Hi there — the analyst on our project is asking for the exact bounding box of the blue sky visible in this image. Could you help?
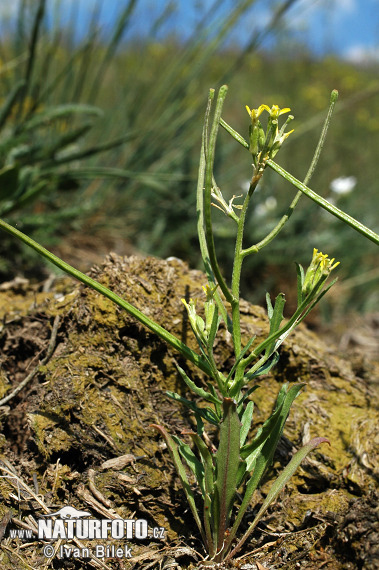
[2,0,378,62]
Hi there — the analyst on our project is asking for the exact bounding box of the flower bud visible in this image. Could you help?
[302,248,340,298]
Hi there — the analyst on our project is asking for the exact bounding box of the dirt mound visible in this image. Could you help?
[0,254,377,569]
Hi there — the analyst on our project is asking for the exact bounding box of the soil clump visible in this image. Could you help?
[0,254,377,569]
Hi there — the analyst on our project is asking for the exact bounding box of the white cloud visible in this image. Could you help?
[332,0,356,13]
[344,44,379,63]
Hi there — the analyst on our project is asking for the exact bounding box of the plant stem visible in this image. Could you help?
[203,85,234,304]
[230,175,261,356]
[197,89,230,328]
[230,191,250,357]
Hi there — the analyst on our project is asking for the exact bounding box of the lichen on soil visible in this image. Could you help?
[0,253,378,569]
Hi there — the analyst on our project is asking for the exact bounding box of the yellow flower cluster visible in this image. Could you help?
[244,103,294,163]
[302,248,340,297]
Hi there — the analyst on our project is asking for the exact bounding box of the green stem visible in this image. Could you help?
[0,218,213,376]
[203,85,234,303]
[267,159,379,246]
[242,189,302,256]
[230,186,254,356]
[197,89,230,329]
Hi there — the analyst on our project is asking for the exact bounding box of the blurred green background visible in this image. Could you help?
[0,0,378,317]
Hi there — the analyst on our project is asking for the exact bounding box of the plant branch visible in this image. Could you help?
[267,159,379,246]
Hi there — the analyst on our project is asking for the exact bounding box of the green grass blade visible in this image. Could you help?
[23,104,102,130]
[0,80,25,131]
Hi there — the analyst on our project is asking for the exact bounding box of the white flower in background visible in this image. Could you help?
[255,196,277,217]
[240,180,251,193]
[330,176,356,195]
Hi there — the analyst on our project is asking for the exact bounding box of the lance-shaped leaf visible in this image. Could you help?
[295,262,305,306]
[244,351,280,382]
[225,437,330,562]
[241,383,303,471]
[213,398,242,552]
[185,430,216,557]
[265,292,285,356]
[166,391,220,425]
[175,364,222,406]
[0,218,214,377]
[240,400,254,447]
[150,424,205,544]
[172,435,205,498]
[226,334,256,385]
[223,384,303,555]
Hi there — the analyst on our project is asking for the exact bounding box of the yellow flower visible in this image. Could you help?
[245,104,270,122]
[302,248,340,297]
[245,103,291,122]
[268,105,291,119]
[312,248,340,273]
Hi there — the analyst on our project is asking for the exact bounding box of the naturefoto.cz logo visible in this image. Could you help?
[37,506,152,541]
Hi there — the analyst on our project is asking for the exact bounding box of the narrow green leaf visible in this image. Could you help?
[23,104,102,131]
[0,80,25,131]
[176,364,222,405]
[188,432,216,558]
[214,398,242,551]
[150,424,205,543]
[226,334,256,385]
[295,262,305,307]
[0,218,213,377]
[240,400,254,447]
[225,437,330,562]
[186,432,215,498]
[172,435,205,497]
[207,308,221,350]
[43,122,93,159]
[241,384,303,468]
[244,351,280,382]
[266,293,285,355]
[223,384,304,556]
[166,391,220,425]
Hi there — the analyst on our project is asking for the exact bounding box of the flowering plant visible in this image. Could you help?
[0,86,377,564]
